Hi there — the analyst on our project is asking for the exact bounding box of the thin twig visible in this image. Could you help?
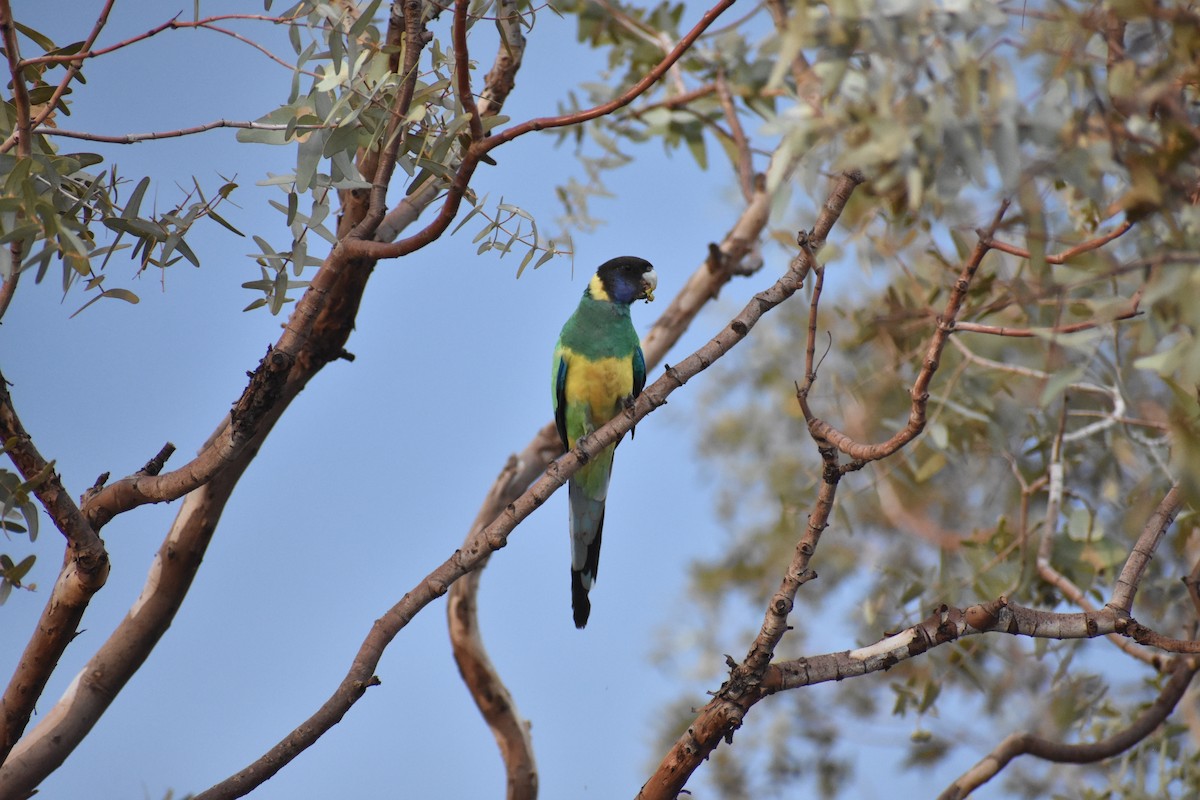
[714,68,753,201]
[982,219,1132,265]
[35,119,334,144]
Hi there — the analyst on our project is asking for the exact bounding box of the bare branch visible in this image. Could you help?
[453,0,484,143]
[953,291,1142,337]
[638,171,866,800]
[714,68,754,201]
[0,370,108,761]
[447,452,547,800]
[0,221,379,794]
[1109,485,1184,614]
[799,201,1010,462]
[34,119,334,144]
[982,219,1132,265]
[939,656,1198,800]
[0,0,32,320]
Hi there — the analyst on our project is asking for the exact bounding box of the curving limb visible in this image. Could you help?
[1109,485,1184,614]
[938,656,1198,800]
[798,201,1011,464]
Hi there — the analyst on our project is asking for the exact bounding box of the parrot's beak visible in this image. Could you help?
[642,268,658,302]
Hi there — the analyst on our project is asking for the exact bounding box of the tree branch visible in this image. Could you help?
[1109,485,1184,614]
[341,0,738,261]
[447,452,546,800]
[453,0,484,143]
[372,0,526,244]
[0,226,379,795]
[0,0,31,321]
[345,0,429,242]
[34,119,334,144]
[638,171,866,800]
[799,201,1011,462]
[953,291,1142,337]
[0,370,108,762]
[982,219,1132,265]
[938,655,1198,800]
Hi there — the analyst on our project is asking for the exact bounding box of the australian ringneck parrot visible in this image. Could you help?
[552,256,657,628]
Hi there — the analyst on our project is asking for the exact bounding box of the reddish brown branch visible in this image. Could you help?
[453,0,484,143]
[345,0,428,242]
[799,201,1010,462]
[342,0,738,261]
[17,12,298,69]
[984,219,1132,265]
[0,370,109,762]
[372,0,526,243]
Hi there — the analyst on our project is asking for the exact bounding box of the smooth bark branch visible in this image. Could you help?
[1109,485,1183,614]
[373,0,525,244]
[938,656,1198,800]
[983,219,1132,265]
[0,371,109,762]
[761,601,1198,691]
[952,292,1142,337]
[194,170,861,800]
[447,453,545,800]
[346,0,428,242]
[37,119,334,144]
[453,0,485,143]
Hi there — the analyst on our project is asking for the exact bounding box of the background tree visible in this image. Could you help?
[0,1,1198,800]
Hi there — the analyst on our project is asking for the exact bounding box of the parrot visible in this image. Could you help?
[552,256,657,628]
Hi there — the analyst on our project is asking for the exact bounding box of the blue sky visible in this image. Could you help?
[0,2,1001,798]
